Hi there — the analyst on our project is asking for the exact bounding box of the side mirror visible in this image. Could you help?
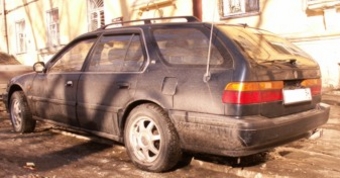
[33,62,46,73]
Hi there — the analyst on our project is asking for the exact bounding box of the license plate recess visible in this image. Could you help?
[282,88,312,105]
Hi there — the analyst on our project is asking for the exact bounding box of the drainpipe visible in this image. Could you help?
[3,0,9,53]
[193,0,202,21]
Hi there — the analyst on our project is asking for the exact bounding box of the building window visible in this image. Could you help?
[220,0,259,18]
[15,20,26,54]
[88,0,105,31]
[46,8,60,47]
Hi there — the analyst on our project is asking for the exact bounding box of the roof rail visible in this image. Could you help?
[99,16,200,30]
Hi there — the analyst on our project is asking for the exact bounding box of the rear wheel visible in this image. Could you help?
[124,104,181,172]
[9,91,36,133]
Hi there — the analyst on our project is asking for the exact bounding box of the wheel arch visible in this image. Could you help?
[121,100,182,172]
[118,99,169,142]
[6,84,25,110]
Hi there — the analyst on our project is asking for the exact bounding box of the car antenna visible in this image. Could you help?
[203,0,216,83]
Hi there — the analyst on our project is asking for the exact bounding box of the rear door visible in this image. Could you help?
[77,29,147,136]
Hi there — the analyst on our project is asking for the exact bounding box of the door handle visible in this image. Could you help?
[65,81,73,87]
[117,82,129,89]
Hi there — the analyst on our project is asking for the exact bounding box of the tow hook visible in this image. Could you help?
[308,128,323,140]
[315,103,322,110]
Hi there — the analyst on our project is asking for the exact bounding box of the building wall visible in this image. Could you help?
[0,0,7,52]
[1,0,192,65]
[1,0,339,89]
[104,0,192,22]
[295,37,340,89]
[3,0,88,64]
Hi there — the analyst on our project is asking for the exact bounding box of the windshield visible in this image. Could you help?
[216,25,317,66]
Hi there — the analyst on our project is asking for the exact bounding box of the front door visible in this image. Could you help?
[30,38,97,126]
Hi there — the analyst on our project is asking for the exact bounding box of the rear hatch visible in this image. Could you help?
[217,25,321,118]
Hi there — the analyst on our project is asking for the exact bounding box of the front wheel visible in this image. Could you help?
[124,104,181,172]
[9,91,36,133]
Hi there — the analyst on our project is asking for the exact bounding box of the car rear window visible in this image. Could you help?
[153,27,231,67]
[217,25,318,66]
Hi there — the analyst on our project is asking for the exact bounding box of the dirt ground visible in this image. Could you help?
[1,92,340,178]
[0,104,241,178]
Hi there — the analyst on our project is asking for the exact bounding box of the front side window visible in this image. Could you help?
[88,33,145,72]
[220,0,259,18]
[15,20,26,54]
[49,38,96,72]
[46,8,60,47]
[88,0,105,31]
[153,28,230,67]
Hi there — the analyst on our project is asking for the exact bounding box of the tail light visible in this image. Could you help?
[222,79,321,104]
[222,81,283,104]
[301,79,321,96]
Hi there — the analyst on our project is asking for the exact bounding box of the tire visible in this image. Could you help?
[9,91,36,133]
[124,104,181,172]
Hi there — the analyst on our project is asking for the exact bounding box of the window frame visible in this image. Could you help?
[15,19,26,54]
[87,0,105,31]
[46,8,60,47]
[219,0,260,19]
[87,32,147,73]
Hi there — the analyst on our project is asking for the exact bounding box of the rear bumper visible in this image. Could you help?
[169,103,330,157]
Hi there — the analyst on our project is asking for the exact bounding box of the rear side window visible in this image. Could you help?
[89,33,145,72]
[153,28,231,67]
